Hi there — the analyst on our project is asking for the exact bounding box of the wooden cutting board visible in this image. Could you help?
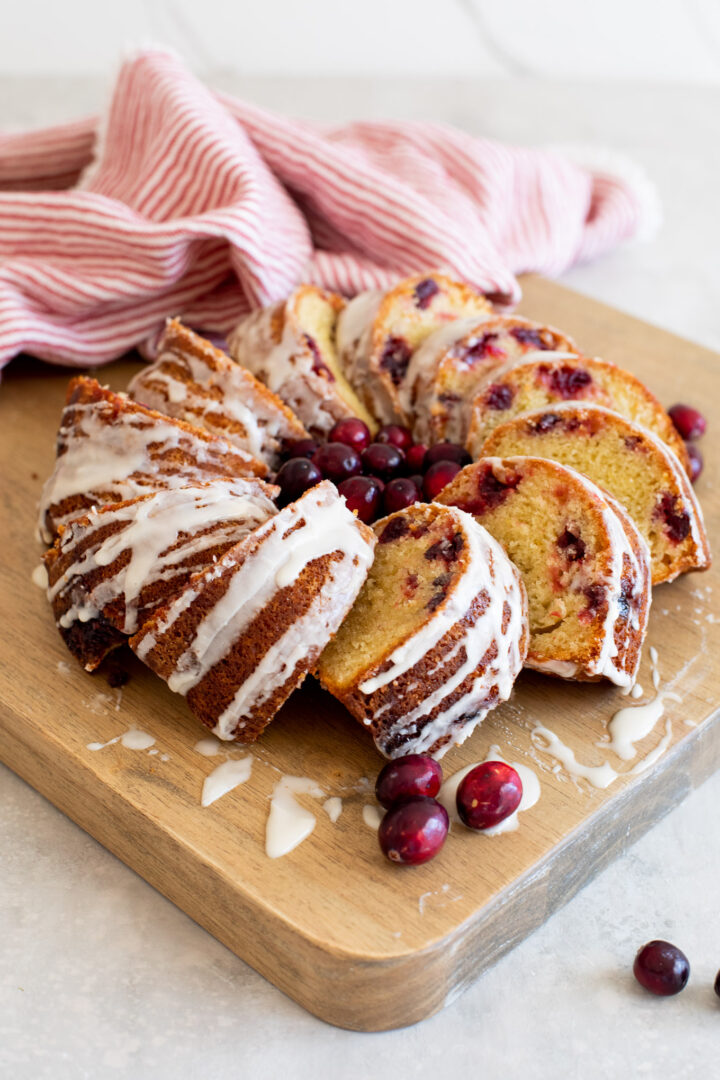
[1,276,718,1032]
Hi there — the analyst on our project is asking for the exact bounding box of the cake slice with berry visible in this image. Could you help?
[128,320,308,469]
[38,377,268,542]
[479,403,710,584]
[336,272,493,427]
[466,352,690,470]
[404,317,578,445]
[436,457,651,686]
[130,482,376,743]
[43,479,278,672]
[317,502,528,758]
[228,285,375,437]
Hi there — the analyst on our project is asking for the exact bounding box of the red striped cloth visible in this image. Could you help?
[0,50,654,370]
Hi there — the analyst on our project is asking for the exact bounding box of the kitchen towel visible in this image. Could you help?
[0,49,658,370]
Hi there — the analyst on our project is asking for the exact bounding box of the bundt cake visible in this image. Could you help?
[43,479,278,672]
[479,403,710,584]
[466,352,690,470]
[128,319,308,468]
[228,285,375,437]
[336,272,493,426]
[436,457,651,686]
[317,502,529,758]
[38,377,267,542]
[403,317,578,445]
[130,481,376,742]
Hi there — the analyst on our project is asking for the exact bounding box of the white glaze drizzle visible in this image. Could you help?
[438,744,541,835]
[87,728,156,752]
[322,797,343,823]
[194,737,222,757]
[201,756,253,807]
[362,804,384,830]
[531,725,619,789]
[265,776,325,858]
[31,564,49,589]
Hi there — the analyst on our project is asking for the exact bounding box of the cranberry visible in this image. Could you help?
[328,417,371,453]
[456,761,523,830]
[284,438,319,460]
[633,940,690,996]
[275,457,323,506]
[413,278,440,309]
[405,443,428,472]
[378,515,410,544]
[714,969,720,1000]
[304,335,335,380]
[423,460,461,500]
[510,326,548,349]
[379,337,412,387]
[485,384,514,410]
[654,492,691,543]
[465,333,505,362]
[378,796,449,865]
[337,475,383,523]
[668,403,706,441]
[362,442,405,481]
[384,477,419,515]
[375,755,443,809]
[686,443,703,482]
[312,442,362,484]
[375,424,413,452]
[408,474,425,497]
[547,365,592,399]
[557,528,586,562]
[424,442,471,469]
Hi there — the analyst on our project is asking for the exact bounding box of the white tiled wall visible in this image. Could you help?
[6,0,720,80]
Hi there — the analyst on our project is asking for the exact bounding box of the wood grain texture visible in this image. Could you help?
[0,275,718,1032]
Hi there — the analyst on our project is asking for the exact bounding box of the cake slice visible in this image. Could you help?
[128,319,308,468]
[466,352,689,470]
[318,502,528,758]
[479,403,710,584]
[43,479,278,671]
[436,457,651,686]
[228,285,375,436]
[130,482,376,743]
[39,377,267,541]
[403,317,578,444]
[336,272,493,426]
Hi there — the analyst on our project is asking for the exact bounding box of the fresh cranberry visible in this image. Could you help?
[375,424,413,452]
[485,384,514,410]
[423,460,461,500]
[312,442,362,484]
[686,443,703,482]
[456,761,523,830]
[328,417,371,453]
[668,403,706,441]
[384,477,419,515]
[378,796,449,865]
[379,337,412,387]
[375,755,443,809]
[284,438,319,460]
[405,443,428,472]
[413,278,440,309]
[362,442,405,481]
[337,475,383,523]
[408,474,425,498]
[275,457,323,506]
[424,443,471,469]
[633,941,690,996]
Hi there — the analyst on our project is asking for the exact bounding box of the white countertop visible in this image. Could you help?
[1,76,719,1079]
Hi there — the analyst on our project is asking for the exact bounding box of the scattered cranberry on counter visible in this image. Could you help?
[337,475,384,524]
[714,969,720,1000]
[633,940,690,997]
[284,438,319,460]
[312,442,362,484]
[375,424,414,452]
[383,477,419,514]
[423,460,462,500]
[361,441,405,481]
[328,417,372,453]
[686,443,703,483]
[378,796,449,865]
[424,442,472,469]
[375,754,443,809]
[275,457,323,505]
[456,761,523,830]
[408,474,425,498]
[405,442,428,472]
[668,403,707,441]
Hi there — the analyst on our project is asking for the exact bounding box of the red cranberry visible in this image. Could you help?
[408,474,425,497]
[304,334,335,380]
[510,326,548,349]
[337,475,383,523]
[375,424,413,452]
[379,337,412,387]
[405,443,428,472]
[375,754,443,809]
[275,457,323,506]
[654,491,691,543]
[686,443,703,483]
[378,796,449,865]
[547,365,592,399]
[413,278,440,309]
[423,460,461,500]
[384,477,419,514]
[456,761,522,830]
[362,442,405,481]
[284,438,319,460]
[328,417,371,453]
[668,403,706,441]
[633,940,690,996]
[312,442,362,484]
[424,442,471,469]
[714,969,720,1000]
[485,383,514,410]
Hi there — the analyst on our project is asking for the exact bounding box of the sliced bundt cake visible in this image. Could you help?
[317,502,528,758]
[228,285,375,437]
[403,317,578,445]
[436,458,651,687]
[480,403,710,584]
[466,352,689,470]
[43,479,278,671]
[128,320,308,468]
[39,377,267,542]
[336,272,493,426]
[130,481,376,743]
